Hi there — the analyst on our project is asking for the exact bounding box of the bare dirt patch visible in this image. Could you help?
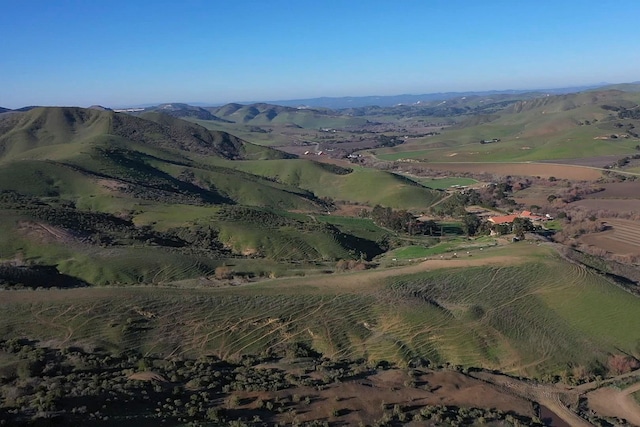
[541,155,628,168]
[231,368,535,426]
[513,186,559,208]
[332,203,368,217]
[16,221,83,244]
[423,162,603,180]
[584,181,640,199]
[586,381,640,426]
[96,178,128,192]
[469,371,591,427]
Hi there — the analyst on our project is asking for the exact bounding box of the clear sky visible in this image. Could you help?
[2,0,639,108]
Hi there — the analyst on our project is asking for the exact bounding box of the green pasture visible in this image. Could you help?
[387,236,497,260]
[315,214,388,242]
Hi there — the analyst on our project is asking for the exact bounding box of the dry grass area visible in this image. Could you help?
[423,162,603,180]
[128,371,168,382]
[331,203,368,217]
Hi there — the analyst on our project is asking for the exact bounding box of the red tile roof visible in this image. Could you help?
[489,210,548,224]
[488,214,519,224]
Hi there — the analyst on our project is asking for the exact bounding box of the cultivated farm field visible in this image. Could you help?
[580,218,640,256]
[402,162,604,180]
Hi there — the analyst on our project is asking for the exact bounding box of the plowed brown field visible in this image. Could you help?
[580,218,640,255]
[423,162,603,180]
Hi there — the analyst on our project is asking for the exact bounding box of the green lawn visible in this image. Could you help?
[388,236,498,260]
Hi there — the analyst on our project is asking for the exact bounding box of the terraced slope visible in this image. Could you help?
[2,245,638,377]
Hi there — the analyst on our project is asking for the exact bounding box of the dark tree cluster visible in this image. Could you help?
[369,205,438,235]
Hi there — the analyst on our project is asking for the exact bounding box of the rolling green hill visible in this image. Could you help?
[141,103,232,122]
[0,107,408,284]
[206,102,369,128]
[230,159,443,209]
[0,106,293,162]
[376,90,640,162]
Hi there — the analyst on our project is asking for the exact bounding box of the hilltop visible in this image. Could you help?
[0,106,442,285]
[141,102,232,122]
[0,106,289,161]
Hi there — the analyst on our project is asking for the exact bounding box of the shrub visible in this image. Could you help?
[607,354,640,375]
[215,266,233,280]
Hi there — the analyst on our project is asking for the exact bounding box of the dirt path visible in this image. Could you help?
[17,221,81,244]
[469,370,640,426]
[267,254,528,292]
[469,371,593,427]
[426,192,454,208]
[586,381,640,426]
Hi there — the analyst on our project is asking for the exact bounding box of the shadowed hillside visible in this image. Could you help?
[0,106,296,162]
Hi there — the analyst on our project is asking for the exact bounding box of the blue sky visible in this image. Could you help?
[2,0,639,108]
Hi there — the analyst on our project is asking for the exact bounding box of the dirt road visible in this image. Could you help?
[586,381,640,426]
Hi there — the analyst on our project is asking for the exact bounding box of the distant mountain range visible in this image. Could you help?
[5,82,640,115]
[259,83,640,109]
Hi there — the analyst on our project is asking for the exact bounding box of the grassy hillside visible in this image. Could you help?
[140,102,232,122]
[376,90,640,162]
[0,108,404,284]
[0,108,312,213]
[1,244,637,378]
[207,102,369,128]
[0,192,385,286]
[231,159,443,209]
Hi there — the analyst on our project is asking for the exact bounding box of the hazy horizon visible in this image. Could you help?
[0,80,618,110]
[2,0,640,109]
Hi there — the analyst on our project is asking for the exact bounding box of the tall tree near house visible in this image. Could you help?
[462,213,482,236]
[512,217,534,239]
